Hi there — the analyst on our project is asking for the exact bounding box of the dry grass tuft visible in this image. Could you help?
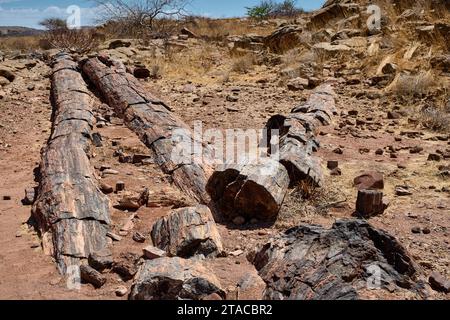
[231,54,257,74]
[392,71,435,98]
[0,36,41,52]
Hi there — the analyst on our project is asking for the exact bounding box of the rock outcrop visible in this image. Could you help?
[251,220,425,300]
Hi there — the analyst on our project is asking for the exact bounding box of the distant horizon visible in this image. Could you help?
[0,0,326,29]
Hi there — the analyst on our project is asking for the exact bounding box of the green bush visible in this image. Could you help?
[246,0,304,20]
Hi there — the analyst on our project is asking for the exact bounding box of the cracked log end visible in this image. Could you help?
[206,158,289,222]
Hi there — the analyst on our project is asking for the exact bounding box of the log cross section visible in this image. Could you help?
[33,53,111,274]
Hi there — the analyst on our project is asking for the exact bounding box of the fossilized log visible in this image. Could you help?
[265,83,337,187]
[251,219,424,300]
[32,53,111,275]
[206,158,290,222]
[151,205,223,258]
[82,56,212,204]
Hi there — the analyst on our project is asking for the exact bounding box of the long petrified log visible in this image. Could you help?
[265,83,337,187]
[206,84,336,222]
[82,56,212,204]
[32,53,111,274]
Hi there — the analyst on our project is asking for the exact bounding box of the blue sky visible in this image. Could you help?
[0,0,325,28]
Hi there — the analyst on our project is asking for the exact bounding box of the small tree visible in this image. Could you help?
[246,0,304,20]
[95,0,191,38]
[246,0,275,21]
[272,0,304,18]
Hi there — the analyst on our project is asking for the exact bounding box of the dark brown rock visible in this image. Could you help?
[429,272,450,293]
[88,249,113,272]
[251,220,423,300]
[354,171,384,190]
[129,257,225,300]
[80,265,107,288]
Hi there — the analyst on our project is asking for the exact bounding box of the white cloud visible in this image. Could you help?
[0,5,102,28]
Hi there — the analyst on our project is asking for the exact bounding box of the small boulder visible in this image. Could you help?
[429,272,450,293]
[109,40,132,49]
[354,171,384,190]
[80,265,107,288]
[129,257,225,300]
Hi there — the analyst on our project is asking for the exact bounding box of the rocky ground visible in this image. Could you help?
[0,0,449,300]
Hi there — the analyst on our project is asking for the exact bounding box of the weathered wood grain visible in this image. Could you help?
[265,83,337,187]
[32,53,111,275]
[82,56,212,204]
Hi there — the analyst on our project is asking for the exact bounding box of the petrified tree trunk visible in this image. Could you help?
[251,220,423,300]
[32,53,111,275]
[82,56,212,204]
[265,83,337,187]
[206,158,290,222]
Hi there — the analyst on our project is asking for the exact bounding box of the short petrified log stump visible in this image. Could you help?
[129,257,225,300]
[151,205,223,258]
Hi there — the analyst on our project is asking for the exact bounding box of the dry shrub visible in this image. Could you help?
[0,36,41,52]
[393,71,435,98]
[42,29,100,54]
[232,54,256,74]
[182,17,273,42]
[420,98,450,132]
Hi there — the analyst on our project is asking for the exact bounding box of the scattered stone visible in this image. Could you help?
[132,154,152,164]
[22,187,36,205]
[129,257,225,300]
[422,227,431,235]
[109,40,132,49]
[112,253,141,281]
[229,249,244,257]
[132,232,146,243]
[143,246,167,260]
[287,77,309,91]
[226,95,239,102]
[375,148,384,155]
[88,249,113,272]
[180,27,198,38]
[102,169,118,175]
[115,181,125,192]
[333,147,344,155]
[354,171,384,190]
[429,272,450,293]
[92,132,103,147]
[355,189,387,217]
[106,231,122,242]
[99,182,114,194]
[327,160,339,170]
[2,195,11,201]
[237,272,266,300]
[410,146,424,154]
[117,188,149,211]
[80,265,107,288]
[411,227,422,234]
[396,186,413,196]
[427,153,442,162]
[330,167,342,176]
[115,286,128,297]
[133,67,151,79]
[251,220,422,300]
[151,205,223,258]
